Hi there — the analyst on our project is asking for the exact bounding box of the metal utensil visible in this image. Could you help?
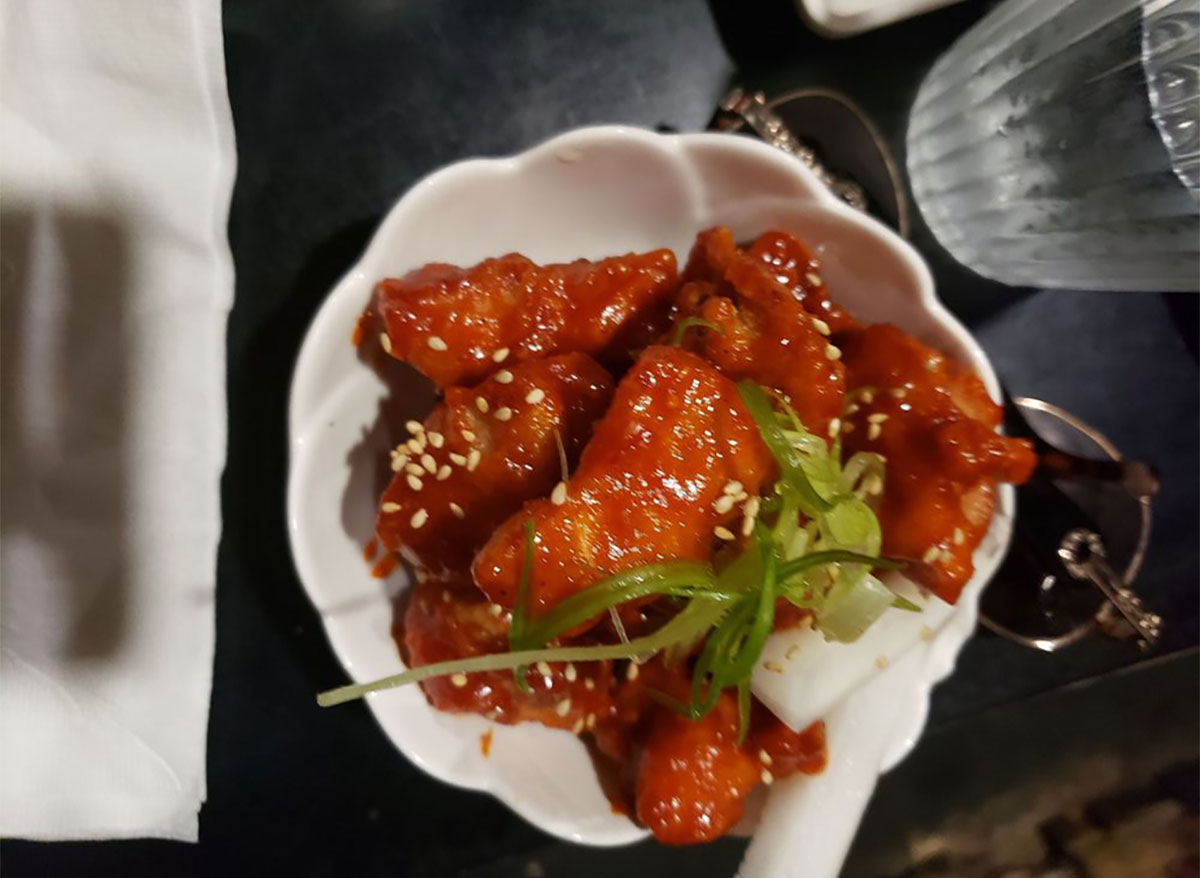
[983,397,1160,651]
[1059,529,1163,649]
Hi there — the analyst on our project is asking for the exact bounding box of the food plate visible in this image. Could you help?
[286,126,1014,868]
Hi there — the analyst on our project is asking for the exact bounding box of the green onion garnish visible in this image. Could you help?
[670,317,723,347]
[318,381,913,727]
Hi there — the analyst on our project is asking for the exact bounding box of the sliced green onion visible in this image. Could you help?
[737,381,830,513]
[670,317,723,346]
[723,527,778,683]
[318,597,731,707]
[521,561,714,646]
[816,573,896,643]
[736,679,751,746]
[776,549,904,583]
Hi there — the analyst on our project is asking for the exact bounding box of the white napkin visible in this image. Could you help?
[0,0,235,841]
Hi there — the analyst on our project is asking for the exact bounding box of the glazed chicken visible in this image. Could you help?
[368,249,678,387]
[835,324,1036,602]
[672,227,848,438]
[377,353,613,578]
[472,345,773,624]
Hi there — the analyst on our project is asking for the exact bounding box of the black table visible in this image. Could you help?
[7,1,1197,875]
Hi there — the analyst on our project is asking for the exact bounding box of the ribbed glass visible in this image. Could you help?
[907,0,1199,291]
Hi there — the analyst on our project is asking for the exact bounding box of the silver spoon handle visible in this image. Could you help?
[1059,529,1163,649]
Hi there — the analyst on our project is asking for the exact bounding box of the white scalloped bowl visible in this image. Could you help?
[287,127,1013,863]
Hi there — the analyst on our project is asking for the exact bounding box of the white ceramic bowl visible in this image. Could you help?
[287,126,1014,869]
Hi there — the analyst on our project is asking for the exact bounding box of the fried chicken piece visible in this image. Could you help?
[673,228,846,437]
[400,579,614,728]
[836,324,1036,602]
[591,659,826,845]
[742,229,858,333]
[368,249,678,387]
[377,353,613,578]
[472,345,773,626]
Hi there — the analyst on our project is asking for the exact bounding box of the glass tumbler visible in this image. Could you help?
[907,0,1200,291]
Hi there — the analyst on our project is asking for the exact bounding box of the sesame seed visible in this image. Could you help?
[761,769,775,786]
[827,417,841,438]
[421,453,437,473]
[494,370,514,384]
[381,502,401,513]
[405,463,424,477]
[759,749,773,766]
[723,480,744,496]
[379,333,393,354]
[714,525,736,541]
[572,717,584,734]
[811,317,831,336]
[586,713,596,730]
[449,502,465,519]
[841,421,855,434]
[867,413,889,425]
[406,438,424,454]
[390,457,405,472]
[626,663,639,682]
[922,545,941,564]
[785,644,800,660]
[427,431,444,448]
[565,663,577,682]
[449,452,467,466]
[494,406,513,422]
[875,654,890,669]
[844,402,860,415]
[920,625,935,641]
[584,678,595,691]
[805,272,822,286]
[475,396,489,413]
[410,508,428,528]
[868,423,882,441]
[406,474,424,491]
[744,497,761,519]
[525,388,545,404]
[825,344,842,361]
[555,698,572,717]
[732,490,749,503]
[890,387,908,399]
[436,465,451,481]
[405,420,424,435]
[860,389,876,404]
[740,514,755,537]
[537,661,553,677]
[488,603,503,617]
[714,494,736,515]
[953,527,965,545]
[450,673,468,688]
[763,660,784,673]
[492,347,510,363]
[461,429,477,442]
[427,336,448,351]
[551,481,568,505]
[467,449,481,471]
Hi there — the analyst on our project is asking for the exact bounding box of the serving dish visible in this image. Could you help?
[286,126,1013,869]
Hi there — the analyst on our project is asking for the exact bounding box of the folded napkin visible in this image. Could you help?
[0,0,235,841]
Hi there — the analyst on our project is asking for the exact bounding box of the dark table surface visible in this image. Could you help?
[7,0,1198,875]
